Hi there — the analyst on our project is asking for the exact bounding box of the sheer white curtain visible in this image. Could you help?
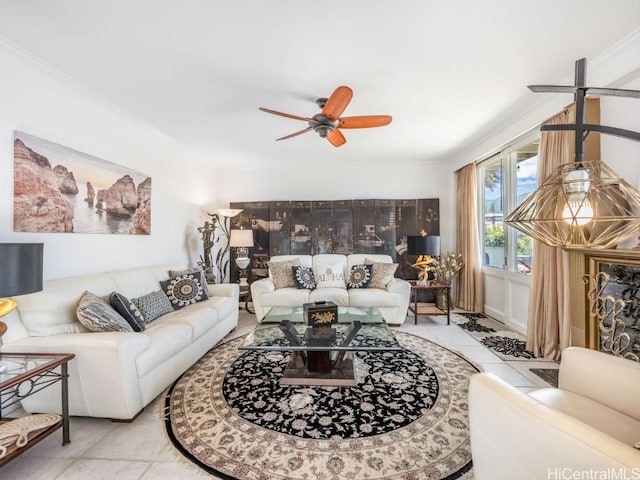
[526,108,573,360]
[456,163,483,312]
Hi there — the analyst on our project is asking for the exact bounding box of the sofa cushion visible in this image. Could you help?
[135,323,193,377]
[151,301,219,340]
[348,288,401,307]
[313,258,346,289]
[366,261,398,289]
[268,259,301,289]
[260,288,311,307]
[76,291,134,333]
[168,268,210,299]
[309,287,350,306]
[530,387,640,447]
[347,264,372,289]
[132,290,174,322]
[293,266,316,290]
[110,292,146,332]
[160,274,208,309]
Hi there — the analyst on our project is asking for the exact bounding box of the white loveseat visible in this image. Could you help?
[0,264,239,420]
[251,254,411,324]
[468,347,640,479]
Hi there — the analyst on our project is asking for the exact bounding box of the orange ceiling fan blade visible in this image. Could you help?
[326,129,346,147]
[322,86,353,121]
[276,127,313,141]
[338,115,392,129]
[259,107,314,123]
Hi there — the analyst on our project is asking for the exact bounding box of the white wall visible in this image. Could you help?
[0,42,218,281]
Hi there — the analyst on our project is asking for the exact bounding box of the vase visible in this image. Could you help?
[435,290,449,310]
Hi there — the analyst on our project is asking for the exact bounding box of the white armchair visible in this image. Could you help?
[468,347,640,479]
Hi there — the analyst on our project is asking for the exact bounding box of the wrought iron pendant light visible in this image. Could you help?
[505,58,640,249]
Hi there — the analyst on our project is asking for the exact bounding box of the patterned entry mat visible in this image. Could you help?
[452,312,555,363]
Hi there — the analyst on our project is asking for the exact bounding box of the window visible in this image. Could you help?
[481,139,539,275]
[483,156,504,269]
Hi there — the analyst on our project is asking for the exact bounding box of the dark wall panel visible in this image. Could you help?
[229,198,439,281]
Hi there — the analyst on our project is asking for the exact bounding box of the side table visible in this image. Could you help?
[407,281,451,325]
[0,352,74,466]
[239,283,254,314]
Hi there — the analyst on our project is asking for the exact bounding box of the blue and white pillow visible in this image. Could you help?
[160,274,207,309]
[293,266,316,290]
[110,291,146,331]
[348,264,372,289]
[132,290,174,322]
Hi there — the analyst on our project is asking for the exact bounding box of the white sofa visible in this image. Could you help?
[468,347,640,479]
[0,264,239,420]
[251,254,411,324]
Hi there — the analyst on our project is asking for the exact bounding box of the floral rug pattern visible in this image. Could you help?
[164,332,478,480]
[454,312,536,361]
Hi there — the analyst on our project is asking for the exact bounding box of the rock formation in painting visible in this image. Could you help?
[96,190,107,210]
[85,182,95,207]
[53,165,79,194]
[13,139,74,232]
[105,175,138,218]
[131,177,151,235]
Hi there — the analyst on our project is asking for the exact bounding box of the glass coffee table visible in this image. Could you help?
[240,306,401,386]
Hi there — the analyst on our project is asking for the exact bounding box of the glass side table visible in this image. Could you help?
[408,280,451,325]
[0,352,74,466]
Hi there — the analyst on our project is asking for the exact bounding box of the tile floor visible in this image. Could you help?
[0,309,557,479]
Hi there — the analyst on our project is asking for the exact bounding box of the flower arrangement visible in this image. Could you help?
[429,251,464,285]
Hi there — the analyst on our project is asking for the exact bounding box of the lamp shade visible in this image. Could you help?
[0,243,44,297]
[407,235,440,256]
[229,229,254,248]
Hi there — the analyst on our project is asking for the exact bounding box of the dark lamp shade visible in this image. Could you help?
[407,235,440,256]
[0,243,44,297]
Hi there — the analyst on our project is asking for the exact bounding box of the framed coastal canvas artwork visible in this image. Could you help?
[13,131,151,235]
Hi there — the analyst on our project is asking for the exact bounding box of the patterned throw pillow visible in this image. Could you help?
[132,290,174,322]
[160,274,207,309]
[365,261,399,289]
[268,259,301,289]
[348,264,372,289]
[168,268,210,298]
[76,291,133,333]
[314,262,346,289]
[110,291,146,332]
[293,266,316,290]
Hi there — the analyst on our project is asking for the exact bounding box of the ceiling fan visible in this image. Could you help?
[259,86,392,147]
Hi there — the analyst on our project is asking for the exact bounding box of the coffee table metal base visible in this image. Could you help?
[279,354,361,386]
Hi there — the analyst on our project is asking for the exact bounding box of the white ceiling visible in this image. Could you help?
[1,1,640,168]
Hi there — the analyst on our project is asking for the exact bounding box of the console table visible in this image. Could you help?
[0,352,74,466]
[408,281,451,325]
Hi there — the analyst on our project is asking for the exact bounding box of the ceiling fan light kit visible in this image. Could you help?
[259,86,392,147]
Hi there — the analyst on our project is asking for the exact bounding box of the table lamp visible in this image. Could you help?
[0,243,44,338]
[229,229,254,286]
[407,234,440,284]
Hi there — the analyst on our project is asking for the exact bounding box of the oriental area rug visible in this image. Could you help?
[163,332,478,480]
